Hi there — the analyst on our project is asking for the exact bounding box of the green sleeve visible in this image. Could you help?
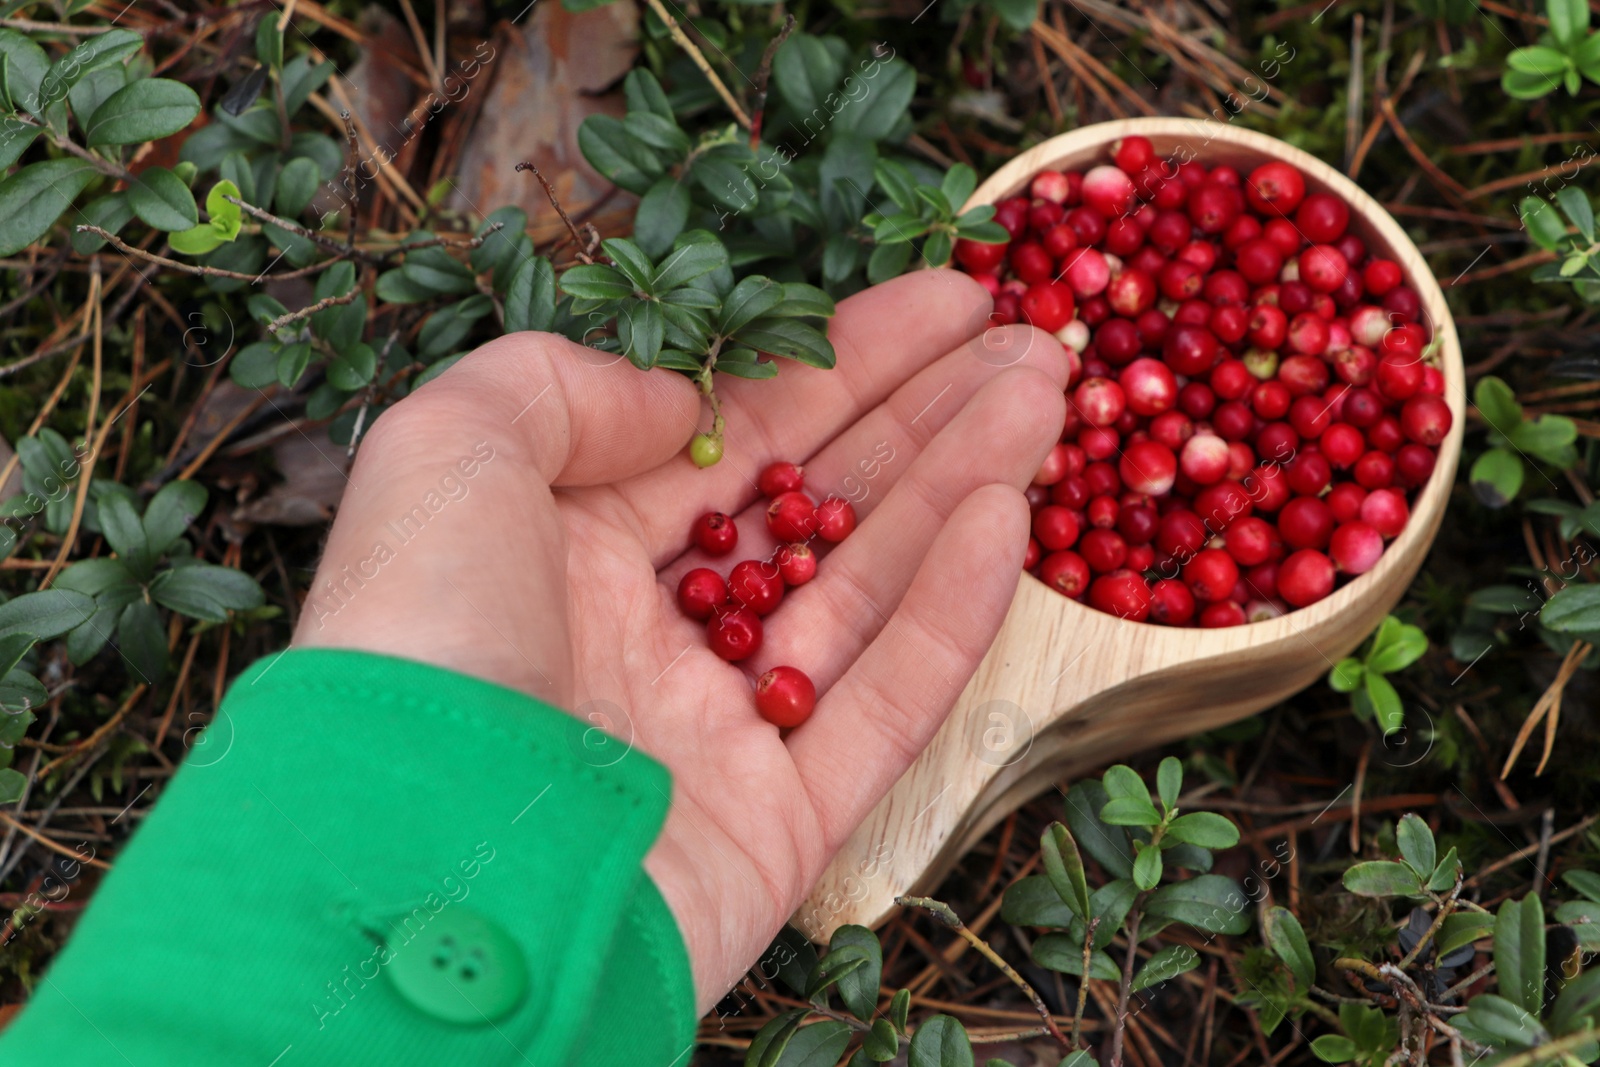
[0,648,697,1066]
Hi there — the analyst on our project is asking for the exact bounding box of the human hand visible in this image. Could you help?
[295,270,1069,1012]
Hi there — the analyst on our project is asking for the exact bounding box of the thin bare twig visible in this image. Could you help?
[897,895,1073,1052]
[73,227,340,281]
[516,163,597,264]
[639,0,752,128]
[749,15,796,148]
[265,288,362,336]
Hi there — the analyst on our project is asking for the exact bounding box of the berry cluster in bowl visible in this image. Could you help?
[952,136,1453,627]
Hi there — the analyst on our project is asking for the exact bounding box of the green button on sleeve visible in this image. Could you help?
[0,648,697,1067]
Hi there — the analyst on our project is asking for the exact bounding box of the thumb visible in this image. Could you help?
[425,330,703,486]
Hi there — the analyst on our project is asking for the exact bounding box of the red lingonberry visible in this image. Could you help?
[815,496,857,542]
[1010,242,1054,284]
[1181,433,1231,485]
[754,666,815,728]
[1287,313,1330,356]
[729,559,785,615]
[1120,440,1178,496]
[1034,443,1072,486]
[1395,443,1437,488]
[776,543,817,586]
[1299,245,1349,293]
[1189,183,1244,234]
[1243,463,1292,513]
[1329,521,1383,575]
[693,511,739,557]
[1149,578,1196,624]
[1320,423,1366,468]
[1200,601,1248,628]
[708,605,763,661]
[1107,269,1157,317]
[1089,569,1153,620]
[1164,324,1221,376]
[1087,495,1119,530]
[1193,481,1253,530]
[1184,548,1240,602]
[1032,170,1071,203]
[1064,248,1111,297]
[1327,482,1368,523]
[1210,304,1249,345]
[1030,200,1067,233]
[1204,270,1251,306]
[1363,258,1403,296]
[1383,285,1421,322]
[1080,528,1129,572]
[1359,488,1409,538]
[1235,239,1285,285]
[1040,550,1092,597]
[994,196,1031,237]
[1368,414,1404,453]
[1295,192,1349,243]
[1104,216,1144,256]
[1119,358,1178,417]
[1245,161,1307,216]
[1285,451,1333,496]
[1353,450,1395,490]
[955,238,1007,273]
[1034,506,1082,552]
[1024,537,1042,571]
[1279,496,1335,550]
[1112,135,1156,174]
[677,568,727,621]
[1375,355,1423,402]
[767,491,819,542]
[1224,516,1277,566]
[1278,549,1335,606]
[1074,377,1127,427]
[1400,394,1453,446]
[1082,165,1137,216]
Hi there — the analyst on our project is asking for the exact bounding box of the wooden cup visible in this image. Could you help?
[795,118,1465,941]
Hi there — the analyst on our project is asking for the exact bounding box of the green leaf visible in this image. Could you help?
[577,114,660,195]
[623,111,690,155]
[0,768,24,804]
[276,342,311,389]
[1132,842,1162,889]
[1428,847,1462,892]
[504,256,557,334]
[143,481,206,556]
[773,1019,852,1067]
[616,299,664,369]
[1266,906,1315,989]
[151,563,265,623]
[922,230,953,269]
[127,167,198,232]
[719,276,786,336]
[1343,860,1423,897]
[1001,875,1077,928]
[281,56,335,116]
[1369,623,1428,675]
[1508,44,1572,74]
[890,987,910,1034]
[0,28,50,119]
[256,12,284,69]
[834,59,915,142]
[1566,871,1600,903]
[773,34,841,117]
[1549,966,1600,1035]
[0,633,35,679]
[734,317,836,369]
[1132,944,1199,992]
[1542,584,1600,635]
[1494,894,1546,1015]
[602,237,657,292]
[1521,196,1568,251]
[84,78,201,146]
[907,1015,973,1067]
[1041,822,1092,919]
[1470,448,1524,509]
[1165,812,1239,849]
[776,283,835,319]
[1475,376,1524,433]
[862,1018,899,1062]
[0,590,89,642]
[1328,658,1365,692]
[1309,1035,1357,1063]
[39,28,141,112]
[1508,414,1579,467]
[623,67,673,120]
[1396,813,1437,878]
[1146,875,1251,934]
[274,156,321,219]
[866,240,913,285]
[1031,935,1121,979]
[634,177,691,259]
[99,491,149,568]
[1548,0,1589,46]
[746,1009,806,1067]
[0,160,98,257]
[1066,780,1134,879]
[940,164,979,212]
[117,599,167,683]
[326,342,377,391]
[874,159,919,213]
[1100,796,1163,826]
[654,234,730,292]
[1364,671,1404,734]
[1458,994,1548,1050]
[713,350,778,379]
[805,949,867,999]
[1437,911,1494,957]
[990,0,1041,30]
[1557,186,1596,243]
[1156,756,1182,812]
[70,192,132,254]
[560,264,634,302]
[825,925,882,1021]
[229,342,278,389]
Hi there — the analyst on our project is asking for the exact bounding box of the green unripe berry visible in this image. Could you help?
[689,433,723,468]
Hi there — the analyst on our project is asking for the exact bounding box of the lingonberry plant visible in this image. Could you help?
[957,137,1453,626]
[1327,614,1431,734]
[1471,375,1581,507]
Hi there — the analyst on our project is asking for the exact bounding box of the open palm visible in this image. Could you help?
[297,270,1068,1011]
